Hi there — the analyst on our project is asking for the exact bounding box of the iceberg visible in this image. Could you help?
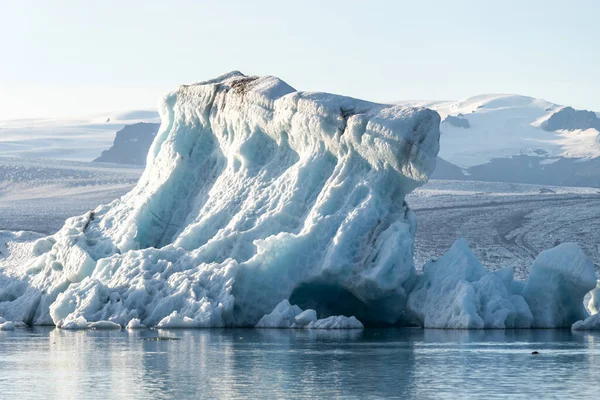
[60,315,89,330]
[88,320,122,330]
[408,240,597,329]
[522,243,597,328]
[407,239,533,329]
[0,71,440,328]
[0,317,15,331]
[126,318,147,330]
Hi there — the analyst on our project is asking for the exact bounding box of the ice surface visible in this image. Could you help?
[255,300,364,329]
[295,309,318,326]
[570,281,599,330]
[0,72,440,328]
[0,158,141,234]
[408,179,600,277]
[573,281,599,330]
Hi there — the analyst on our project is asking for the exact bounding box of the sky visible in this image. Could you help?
[1,0,599,119]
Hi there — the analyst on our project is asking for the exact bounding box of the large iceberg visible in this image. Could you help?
[1,72,597,330]
[0,71,440,328]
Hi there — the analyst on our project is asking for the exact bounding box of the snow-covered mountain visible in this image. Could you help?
[0,110,160,161]
[402,94,600,166]
[400,94,600,187]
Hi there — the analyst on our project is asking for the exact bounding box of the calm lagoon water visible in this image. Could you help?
[1,328,599,399]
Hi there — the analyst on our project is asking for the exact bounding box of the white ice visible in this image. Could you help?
[407,239,533,329]
[255,300,364,329]
[572,314,600,330]
[306,316,364,329]
[0,316,15,331]
[408,240,597,329]
[60,315,89,330]
[88,320,122,330]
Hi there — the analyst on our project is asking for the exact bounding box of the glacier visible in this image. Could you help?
[0,71,598,330]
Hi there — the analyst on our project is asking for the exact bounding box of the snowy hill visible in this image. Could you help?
[0,110,159,161]
[401,94,600,167]
[401,94,600,187]
[94,122,160,165]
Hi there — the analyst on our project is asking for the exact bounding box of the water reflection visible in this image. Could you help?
[1,328,600,399]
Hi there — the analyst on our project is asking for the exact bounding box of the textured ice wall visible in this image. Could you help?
[0,72,440,328]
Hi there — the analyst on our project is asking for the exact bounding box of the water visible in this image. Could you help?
[1,328,599,399]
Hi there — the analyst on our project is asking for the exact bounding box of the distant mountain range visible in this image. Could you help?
[3,94,598,187]
[0,109,160,162]
[400,94,600,187]
[93,94,600,187]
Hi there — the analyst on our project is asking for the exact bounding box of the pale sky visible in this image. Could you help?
[1,0,598,118]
